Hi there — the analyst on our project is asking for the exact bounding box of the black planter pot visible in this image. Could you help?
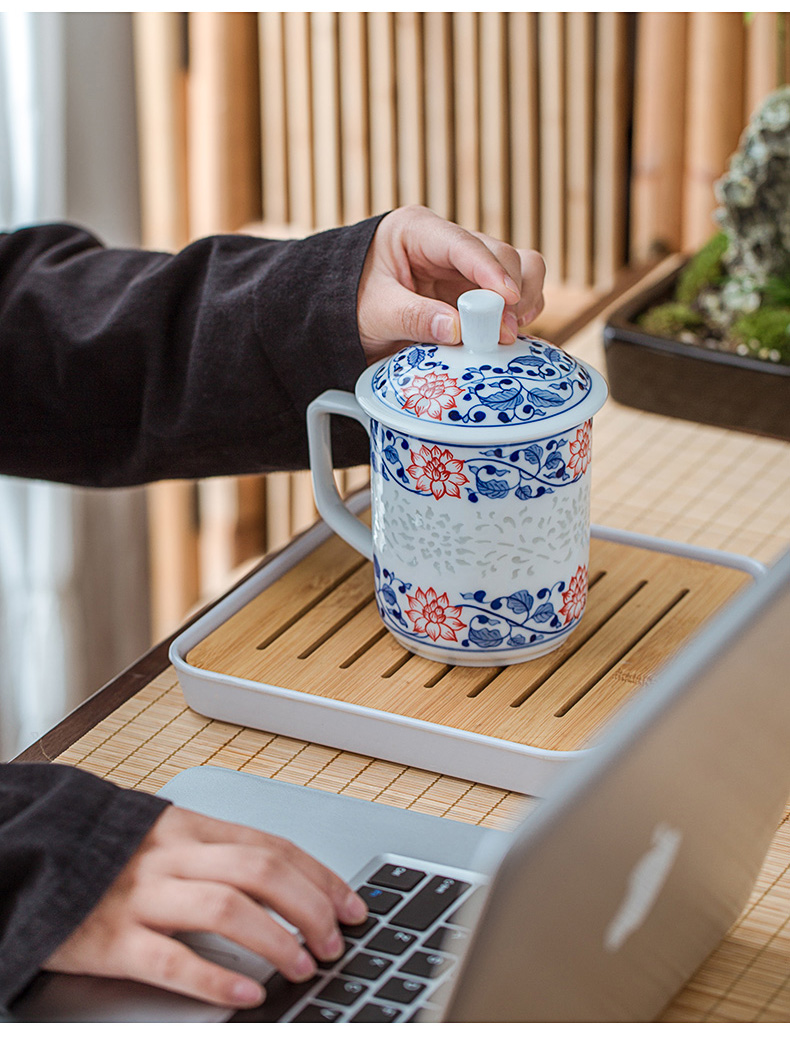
[603,267,790,441]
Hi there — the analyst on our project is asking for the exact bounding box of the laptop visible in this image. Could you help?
[12,546,790,1023]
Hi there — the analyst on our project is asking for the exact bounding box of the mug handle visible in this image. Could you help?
[307,390,373,560]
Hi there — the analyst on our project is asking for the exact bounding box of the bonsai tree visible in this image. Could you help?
[640,85,790,364]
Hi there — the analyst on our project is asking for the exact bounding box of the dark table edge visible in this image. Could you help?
[12,260,659,766]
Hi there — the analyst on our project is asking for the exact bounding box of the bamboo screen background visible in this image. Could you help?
[132,11,790,640]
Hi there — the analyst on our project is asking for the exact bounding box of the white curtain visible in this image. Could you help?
[0,12,150,759]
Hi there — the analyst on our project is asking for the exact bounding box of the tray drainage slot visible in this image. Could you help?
[554,587,690,718]
[297,591,376,659]
[256,559,367,650]
[382,652,413,678]
[509,575,646,709]
[466,668,506,698]
[339,627,390,669]
[424,665,454,688]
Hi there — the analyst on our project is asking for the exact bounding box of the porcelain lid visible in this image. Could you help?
[355,289,608,444]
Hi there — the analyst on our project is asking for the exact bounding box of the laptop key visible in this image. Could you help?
[357,885,403,915]
[375,976,427,1005]
[446,886,486,925]
[341,916,377,940]
[230,973,315,1022]
[350,1003,402,1023]
[423,925,467,952]
[408,1005,444,1023]
[343,952,393,981]
[315,939,353,969]
[291,1004,343,1023]
[367,863,426,892]
[365,927,418,956]
[314,977,369,1007]
[401,951,452,978]
[389,876,470,932]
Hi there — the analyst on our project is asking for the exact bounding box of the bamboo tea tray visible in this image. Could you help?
[171,491,762,795]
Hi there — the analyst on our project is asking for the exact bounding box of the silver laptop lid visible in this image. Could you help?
[444,547,790,1021]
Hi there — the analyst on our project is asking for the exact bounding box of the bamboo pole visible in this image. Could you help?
[453,12,481,230]
[593,12,630,288]
[133,13,199,639]
[311,11,342,230]
[683,12,746,252]
[479,12,509,242]
[187,12,261,237]
[423,11,454,220]
[338,11,370,224]
[745,13,780,122]
[507,13,540,252]
[630,12,688,260]
[258,12,289,224]
[395,11,425,207]
[367,12,397,213]
[133,12,189,250]
[565,12,594,286]
[537,12,566,282]
[187,13,265,600]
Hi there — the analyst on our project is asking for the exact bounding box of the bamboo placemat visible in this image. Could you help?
[54,282,790,1021]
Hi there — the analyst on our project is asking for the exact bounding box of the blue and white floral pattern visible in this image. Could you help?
[371,335,592,429]
[373,556,585,655]
[370,420,589,504]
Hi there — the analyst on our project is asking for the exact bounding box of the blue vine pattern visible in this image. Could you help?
[371,336,592,429]
[370,420,585,504]
[373,556,579,653]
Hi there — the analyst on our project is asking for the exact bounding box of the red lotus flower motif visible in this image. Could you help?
[559,565,588,624]
[402,372,462,419]
[406,444,468,500]
[567,421,592,478]
[405,587,465,642]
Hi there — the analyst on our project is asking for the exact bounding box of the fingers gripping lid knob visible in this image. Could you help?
[458,289,505,354]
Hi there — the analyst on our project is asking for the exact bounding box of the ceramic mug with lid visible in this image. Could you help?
[307,289,608,666]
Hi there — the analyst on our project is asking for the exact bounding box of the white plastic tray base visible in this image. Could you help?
[170,491,764,796]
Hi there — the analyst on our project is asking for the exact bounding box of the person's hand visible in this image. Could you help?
[357,205,546,363]
[43,805,368,1008]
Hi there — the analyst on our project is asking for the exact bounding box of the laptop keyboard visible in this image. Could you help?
[233,858,483,1023]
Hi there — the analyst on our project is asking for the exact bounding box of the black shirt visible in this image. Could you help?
[0,214,383,1006]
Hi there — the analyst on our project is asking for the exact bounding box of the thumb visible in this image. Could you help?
[381,282,461,346]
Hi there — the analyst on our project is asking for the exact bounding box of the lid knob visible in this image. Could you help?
[458,289,504,354]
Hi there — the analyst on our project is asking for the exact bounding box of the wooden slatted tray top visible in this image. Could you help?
[184,525,751,757]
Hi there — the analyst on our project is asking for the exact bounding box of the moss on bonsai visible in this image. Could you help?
[674,232,728,305]
[731,307,790,362]
[638,301,705,338]
[639,86,790,366]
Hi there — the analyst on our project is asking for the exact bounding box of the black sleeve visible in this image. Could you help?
[0,215,385,487]
[0,216,385,1006]
[0,763,169,1008]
